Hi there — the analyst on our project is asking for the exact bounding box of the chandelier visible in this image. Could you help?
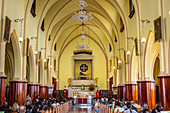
[72,0,93,23]
[76,25,89,49]
[72,0,93,50]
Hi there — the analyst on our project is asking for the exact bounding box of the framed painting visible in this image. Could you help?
[154,16,163,42]
[3,16,12,43]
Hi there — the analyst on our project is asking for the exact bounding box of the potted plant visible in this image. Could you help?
[89,84,95,91]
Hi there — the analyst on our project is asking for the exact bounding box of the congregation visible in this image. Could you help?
[0,95,165,113]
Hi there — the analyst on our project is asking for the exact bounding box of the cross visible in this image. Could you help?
[80,64,88,72]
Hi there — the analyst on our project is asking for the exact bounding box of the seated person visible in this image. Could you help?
[131,101,138,112]
[0,102,8,113]
[10,102,19,113]
[100,98,105,104]
[19,105,26,113]
[105,98,109,105]
[152,101,164,113]
[139,103,149,113]
[115,102,124,112]
[124,102,137,113]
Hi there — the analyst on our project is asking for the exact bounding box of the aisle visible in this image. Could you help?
[68,105,96,113]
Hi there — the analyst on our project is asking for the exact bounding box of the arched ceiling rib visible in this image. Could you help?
[35,0,130,58]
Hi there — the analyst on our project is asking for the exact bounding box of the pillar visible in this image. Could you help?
[39,86,48,99]
[158,75,170,110]
[27,84,39,101]
[9,81,27,106]
[125,84,138,102]
[0,41,7,106]
[0,75,7,106]
[137,81,156,109]
[117,86,125,100]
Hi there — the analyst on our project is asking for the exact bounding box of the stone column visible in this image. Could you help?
[0,42,7,106]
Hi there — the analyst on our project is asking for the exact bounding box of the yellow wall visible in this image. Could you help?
[58,38,107,90]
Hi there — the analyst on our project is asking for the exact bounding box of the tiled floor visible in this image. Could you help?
[68,105,97,113]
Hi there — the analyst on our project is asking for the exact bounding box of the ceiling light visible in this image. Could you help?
[118,60,121,63]
[127,51,131,55]
[113,66,116,70]
[141,37,146,43]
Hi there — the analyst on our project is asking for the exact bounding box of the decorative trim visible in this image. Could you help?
[137,80,155,83]
[157,76,170,78]
[9,80,28,83]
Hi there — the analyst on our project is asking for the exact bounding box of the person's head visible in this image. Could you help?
[126,102,132,109]
[19,105,26,113]
[156,106,163,112]
[3,102,8,108]
[36,95,39,99]
[12,103,19,111]
[141,103,149,110]
[135,101,138,104]
[118,103,123,108]
[156,101,162,107]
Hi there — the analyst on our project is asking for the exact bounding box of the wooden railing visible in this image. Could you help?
[41,100,72,113]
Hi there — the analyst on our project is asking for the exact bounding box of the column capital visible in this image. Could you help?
[0,72,6,77]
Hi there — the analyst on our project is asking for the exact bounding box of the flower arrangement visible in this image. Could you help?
[89,84,95,91]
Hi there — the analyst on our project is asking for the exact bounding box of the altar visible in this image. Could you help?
[73,91,94,105]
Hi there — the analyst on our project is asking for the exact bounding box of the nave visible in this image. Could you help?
[68,105,94,113]
[0,0,170,112]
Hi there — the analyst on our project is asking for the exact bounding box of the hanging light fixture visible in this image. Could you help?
[72,0,93,50]
[76,24,89,50]
[72,0,93,23]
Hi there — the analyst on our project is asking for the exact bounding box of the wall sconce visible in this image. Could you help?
[141,37,146,43]
[107,79,110,82]
[56,79,58,82]
[127,37,135,40]
[141,19,150,23]
[19,37,23,43]
[50,65,53,68]
[118,60,121,63]
[44,59,47,62]
[34,51,38,55]
[127,51,131,55]
[113,66,116,70]
[14,19,24,44]
[31,36,37,39]
[41,48,46,50]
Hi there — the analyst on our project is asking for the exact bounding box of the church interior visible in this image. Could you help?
[0,0,170,112]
